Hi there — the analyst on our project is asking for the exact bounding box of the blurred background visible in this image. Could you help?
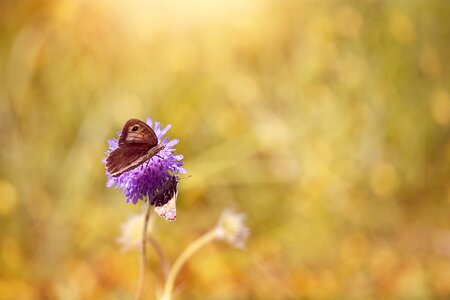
[0,0,449,299]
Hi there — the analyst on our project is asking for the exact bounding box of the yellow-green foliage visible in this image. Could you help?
[0,0,449,299]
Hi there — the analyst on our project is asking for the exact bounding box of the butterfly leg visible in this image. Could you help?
[140,159,151,171]
[144,159,151,168]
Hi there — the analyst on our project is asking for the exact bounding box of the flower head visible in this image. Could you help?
[104,118,186,204]
[215,209,250,249]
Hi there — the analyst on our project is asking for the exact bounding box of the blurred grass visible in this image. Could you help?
[0,0,449,299]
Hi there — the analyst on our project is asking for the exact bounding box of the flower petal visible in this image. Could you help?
[146,118,153,128]
[166,138,179,147]
[159,124,172,137]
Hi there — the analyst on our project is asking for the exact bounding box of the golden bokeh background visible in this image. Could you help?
[1,0,449,299]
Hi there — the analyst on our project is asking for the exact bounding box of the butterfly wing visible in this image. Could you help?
[154,196,177,221]
[106,146,149,177]
[107,119,165,177]
[154,176,179,221]
[118,119,158,146]
[106,144,164,177]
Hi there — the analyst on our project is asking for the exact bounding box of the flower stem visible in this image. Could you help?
[160,229,218,300]
[135,201,152,300]
[147,235,170,278]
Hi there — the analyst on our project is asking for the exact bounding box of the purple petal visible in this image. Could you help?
[159,124,172,137]
[146,118,153,128]
[154,121,161,133]
[166,139,179,147]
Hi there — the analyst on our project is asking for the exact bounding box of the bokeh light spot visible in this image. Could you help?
[0,180,18,216]
[370,162,399,198]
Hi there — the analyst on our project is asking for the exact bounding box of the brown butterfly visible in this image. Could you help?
[106,119,165,177]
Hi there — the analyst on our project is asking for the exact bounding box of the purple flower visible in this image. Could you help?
[104,118,186,204]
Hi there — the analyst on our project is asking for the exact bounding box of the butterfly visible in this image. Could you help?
[153,175,179,221]
[106,119,165,177]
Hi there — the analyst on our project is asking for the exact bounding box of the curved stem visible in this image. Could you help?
[160,229,218,300]
[147,236,170,278]
[135,201,152,300]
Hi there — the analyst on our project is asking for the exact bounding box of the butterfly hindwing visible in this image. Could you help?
[106,146,150,177]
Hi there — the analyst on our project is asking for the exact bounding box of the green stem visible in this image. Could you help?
[135,201,152,300]
[159,229,218,300]
[147,235,170,278]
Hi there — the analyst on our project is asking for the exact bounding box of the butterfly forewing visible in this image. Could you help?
[151,175,179,206]
[118,119,158,146]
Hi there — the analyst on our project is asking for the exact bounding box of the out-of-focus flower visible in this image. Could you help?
[160,209,250,300]
[215,209,250,249]
[117,213,155,251]
[104,118,186,204]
